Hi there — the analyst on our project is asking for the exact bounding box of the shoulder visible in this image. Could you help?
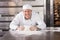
[32,11,39,16]
[17,11,23,15]
[15,11,23,17]
[32,11,38,15]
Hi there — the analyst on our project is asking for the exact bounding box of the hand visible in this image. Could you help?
[16,26,25,31]
[29,26,37,31]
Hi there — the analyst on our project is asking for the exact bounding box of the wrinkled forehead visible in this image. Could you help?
[23,9,32,12]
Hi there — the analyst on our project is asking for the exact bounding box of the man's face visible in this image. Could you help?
[23,9,32,20]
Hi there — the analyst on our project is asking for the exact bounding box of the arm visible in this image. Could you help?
[29,12,46,31]
[35,13,46,30]
[9,14,20,30]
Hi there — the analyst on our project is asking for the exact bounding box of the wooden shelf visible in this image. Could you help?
[0,0,11,1]
[54,16,60,18]
[0,5,44,8]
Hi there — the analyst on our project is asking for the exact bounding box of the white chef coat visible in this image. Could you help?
[9,11,46,30]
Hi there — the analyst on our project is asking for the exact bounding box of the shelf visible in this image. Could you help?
[55,20,60,21]
[0,0,11,2]
[0,5,44,8]
[54,16,60,18]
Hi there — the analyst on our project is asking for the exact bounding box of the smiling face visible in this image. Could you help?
[23,9,32,20]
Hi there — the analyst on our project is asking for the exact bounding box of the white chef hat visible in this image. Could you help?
[23,4,32,10]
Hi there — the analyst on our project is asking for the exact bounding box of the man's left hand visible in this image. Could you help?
[29,26,37,31]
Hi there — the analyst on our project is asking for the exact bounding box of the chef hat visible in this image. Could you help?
[23,4,32,10]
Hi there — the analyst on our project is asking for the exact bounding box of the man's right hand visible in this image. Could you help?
[16,26,25,31]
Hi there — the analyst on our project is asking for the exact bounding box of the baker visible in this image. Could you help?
[9,4,46,31]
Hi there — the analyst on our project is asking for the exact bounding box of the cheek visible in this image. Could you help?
[25,13,29,15]
[24,12,32,16]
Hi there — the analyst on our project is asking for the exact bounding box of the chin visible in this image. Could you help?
[25,17,30,20]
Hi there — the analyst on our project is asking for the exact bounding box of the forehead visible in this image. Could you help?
[23,9,32,11]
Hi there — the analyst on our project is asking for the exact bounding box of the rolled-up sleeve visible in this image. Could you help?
[36,20,46,30]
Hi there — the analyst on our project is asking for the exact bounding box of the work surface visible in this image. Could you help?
[0,30,60,40]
